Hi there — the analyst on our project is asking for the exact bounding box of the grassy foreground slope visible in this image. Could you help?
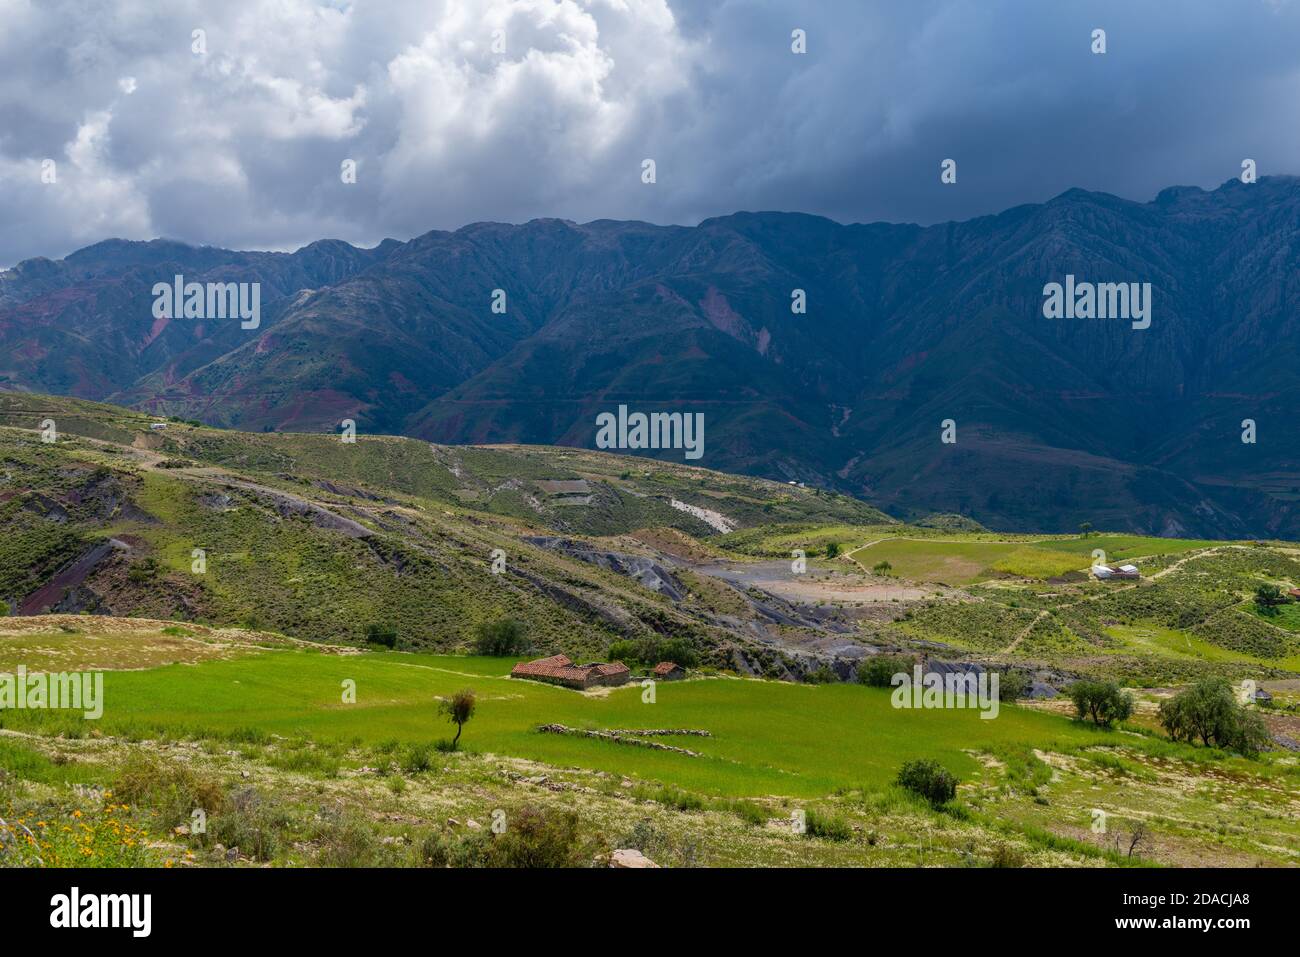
[2,617,1297,868]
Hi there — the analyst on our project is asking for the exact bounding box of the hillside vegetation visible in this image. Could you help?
[2,395,1300,869]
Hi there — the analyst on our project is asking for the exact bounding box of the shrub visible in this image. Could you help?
[113,753,225,829]
[312,812,395,868]
[995,670,1030,701]
[489,806,604,867]
[473,618,529,656]
[1159,678,1273,756]
[653,637,699,669]
[989,842,1027,868]
[1254,583,1286,615]
[1067,680,1134,727]
[606,639,640,664]
[402,742,436,774]
[857,654,913,688]
[206,788,294,862]
[825,542,841,558]
[421,829,492,868]
[728,800,769,827]
[364,623,397,648]
[896,759,958,806]
[126,557,160,584]
[803,808,852,841]
[421,806,604,868]
[652,786,705,812]
[805,665,838,684]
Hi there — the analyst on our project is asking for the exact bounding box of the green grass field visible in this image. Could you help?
[1027,535,1217,559]
[1250,602,1300,633]
[0,646,1113,799]
[845,533,1221,585]
[847,538,1038,584]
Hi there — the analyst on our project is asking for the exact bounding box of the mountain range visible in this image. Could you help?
[3,176,1299,538]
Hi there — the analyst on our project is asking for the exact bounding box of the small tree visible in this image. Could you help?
[896,759,958,806]
[1067,680,1134,727]
[1254,583,1286,616]
[1078,522,1093,538]
[654,637,700,669]
[473,618,529,656]
[606,639,640,664]
[439,689,476,750]
[872,560,893,576]
[1159,678,1271,756]
[1125,823,1148,860]
[826,542,841,559]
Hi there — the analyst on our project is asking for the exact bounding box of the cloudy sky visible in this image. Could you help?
[2,0,1299,266]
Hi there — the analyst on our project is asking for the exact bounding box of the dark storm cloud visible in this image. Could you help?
[0,0,1297,267]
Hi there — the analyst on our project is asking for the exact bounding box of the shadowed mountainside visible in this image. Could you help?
[3,178,1299,537]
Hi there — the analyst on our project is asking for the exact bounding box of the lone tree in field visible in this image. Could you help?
[825,542,841,558]
[440,689,476,750]
[1158,678,1271,756]
[1078,522,1093,538]
[1067,679,1133,727]
[872,560,893,576]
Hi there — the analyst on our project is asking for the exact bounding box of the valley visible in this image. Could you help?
[1,394,1298,868]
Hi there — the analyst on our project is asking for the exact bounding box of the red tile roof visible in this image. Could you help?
[652,661,682,676]
[511,655,629,684]
[511,654,582,680]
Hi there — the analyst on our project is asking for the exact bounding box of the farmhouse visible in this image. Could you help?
[1092,563,1140,581]
[510,654,630,690]
[149,422,168,431]
[652,661,686,681]
[1288,588,1300,601]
